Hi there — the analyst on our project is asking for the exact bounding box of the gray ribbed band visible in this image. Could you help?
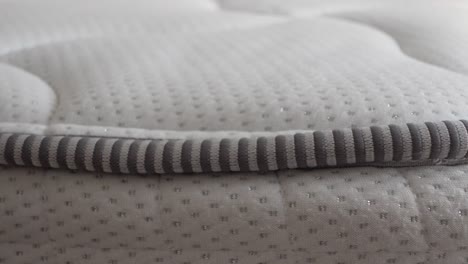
[1,120,467,174]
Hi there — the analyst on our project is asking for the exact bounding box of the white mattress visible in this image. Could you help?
[1,0,468,263]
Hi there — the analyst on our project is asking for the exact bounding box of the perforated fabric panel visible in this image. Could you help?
[2,166,468,263]
[1,0,468,135]
[2,1,468,263]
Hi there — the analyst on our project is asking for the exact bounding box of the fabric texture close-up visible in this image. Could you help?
[1,0,468,263]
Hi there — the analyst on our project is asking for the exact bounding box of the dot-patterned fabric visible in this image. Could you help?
[2,166,468,263]
[2,0,468,263]
[1,0,468,135]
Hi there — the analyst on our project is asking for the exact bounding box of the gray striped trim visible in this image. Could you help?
[1,120,468,174]
[209,138,221,172]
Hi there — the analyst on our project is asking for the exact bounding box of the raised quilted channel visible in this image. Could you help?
[1,0,468,134]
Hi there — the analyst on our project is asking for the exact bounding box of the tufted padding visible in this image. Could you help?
[1,0,468,134]
[0,64,56,124]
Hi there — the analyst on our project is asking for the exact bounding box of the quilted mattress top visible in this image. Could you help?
[1,0,468,174]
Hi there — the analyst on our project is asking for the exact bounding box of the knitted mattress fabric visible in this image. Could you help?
[1,0,468,263]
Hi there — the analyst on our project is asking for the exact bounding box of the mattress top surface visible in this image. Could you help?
[1,0,468,137]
